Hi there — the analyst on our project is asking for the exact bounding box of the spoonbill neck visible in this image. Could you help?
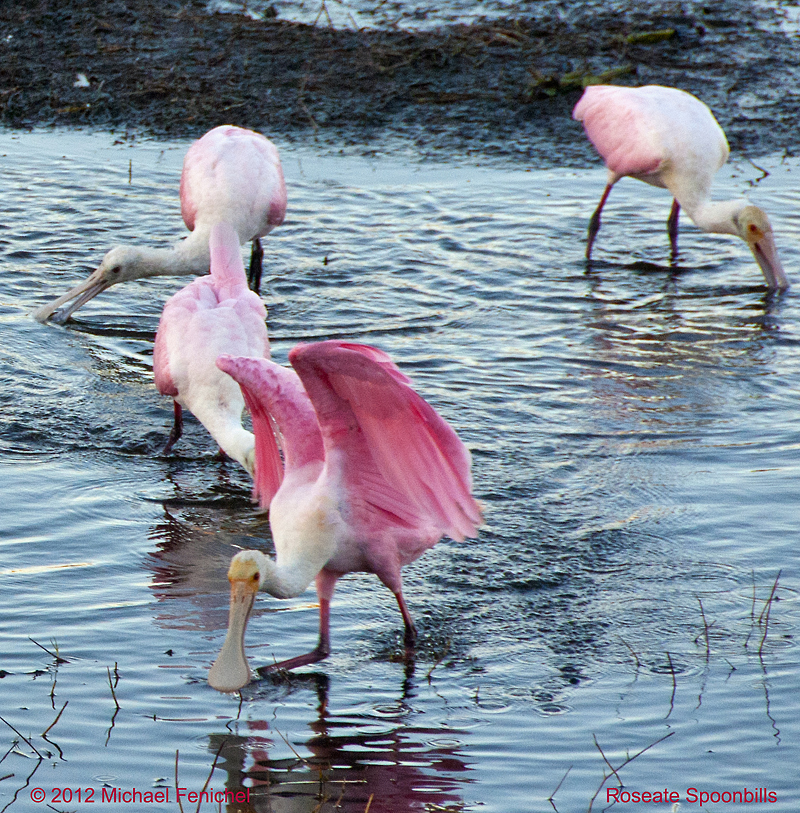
[682,198,748,237]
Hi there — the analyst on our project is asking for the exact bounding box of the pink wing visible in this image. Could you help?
[289,341,482,543]
[217,355,323,505]
[153,323,178,397]
[573,85,667,179]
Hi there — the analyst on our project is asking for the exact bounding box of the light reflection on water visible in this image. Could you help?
[0,130,799,811]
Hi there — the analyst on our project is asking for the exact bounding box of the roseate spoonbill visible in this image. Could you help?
[573,84,788,289]
[207,341,482,691]
[34,125,287,323]
[153,222,283,509]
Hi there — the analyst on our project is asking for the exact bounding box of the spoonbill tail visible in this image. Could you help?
[207,341,482,691]
[573,84,788,290]
[34,125,287,323]
[153,222,282,509]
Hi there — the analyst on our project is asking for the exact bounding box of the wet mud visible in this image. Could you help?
[1,0,798,164]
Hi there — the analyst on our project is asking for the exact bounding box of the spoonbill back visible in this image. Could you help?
[573,84,788,289]
[207,341,482,692]
[34,125,287,323]
[152,221,283,509]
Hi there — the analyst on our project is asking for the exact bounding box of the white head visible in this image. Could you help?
[33,245,155,323]
[734,205,789,291]
[207,550,267,692]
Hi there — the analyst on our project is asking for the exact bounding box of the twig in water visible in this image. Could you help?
[758,570,782,657]
[587,732,674,812]
[744,570,758,649]
[697,598,711,662]
[274,728,311,766]
[42,701,68,738]
[547,765,572,812]
[364,793,374,813]
[592,735,623,788]
[618,636,641,670]
[0,715,42,759]
[28,638,69,664]
[175,750,185,813]
[194,740,227,813]
[665,652,677,718]
[107,666,121,710]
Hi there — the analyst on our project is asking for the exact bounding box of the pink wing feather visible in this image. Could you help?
[289,341,482,542]
[573,85,666,179]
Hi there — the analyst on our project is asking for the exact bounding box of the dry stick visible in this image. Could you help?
[0,740,17,765]
[107,666,121,710]
[0,715,42,759]
[364,793,375,813]
[758,570,782,657]
[744,570,758,649]
[175,750,186,813]
[194,739,227,813]
[28,637,68,664]
[105,666,121,747]
[547,765,572,812]
[665,652,677,717]
[592,735,623,788]
[697,598,711,662]
[587,732,674,813]
[42,701,68,738]
[618,636,641,670]
[275,727,311,766]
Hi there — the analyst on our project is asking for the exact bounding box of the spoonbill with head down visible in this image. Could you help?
[34,125,287,323]
[152,221,283,509]
[573,84,788,290]
[207,341,482,692]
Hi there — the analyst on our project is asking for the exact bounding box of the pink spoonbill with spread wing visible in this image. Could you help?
[573,84,788,289]
[34,125,287,323]
[207,341,482,692]
[152,221,283,509]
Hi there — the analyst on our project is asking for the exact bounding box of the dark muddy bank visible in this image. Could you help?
[1,0,798,164]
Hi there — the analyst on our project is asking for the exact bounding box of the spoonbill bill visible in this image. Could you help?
[153,221,283,509]
[573,84,788,289]
[207,341,482,691]
[34,125,287,323]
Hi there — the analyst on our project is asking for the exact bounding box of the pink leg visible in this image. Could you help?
[667,198,680,257]
[162,401,183,455]
[395,591,417,647]
[261,571,337,672]
[586,183,613,260]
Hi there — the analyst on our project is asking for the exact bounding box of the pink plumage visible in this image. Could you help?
[180,125,287,242]
[153,222,283,508]
[208,341,481,688]
[35,125,287,323]
[572,84,788,289]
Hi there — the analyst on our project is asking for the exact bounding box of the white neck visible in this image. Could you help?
[134,229,213,278]
[684,198,748,237]
[251,549,326,600]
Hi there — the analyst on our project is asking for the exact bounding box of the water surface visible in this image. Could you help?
[0,130,798,811]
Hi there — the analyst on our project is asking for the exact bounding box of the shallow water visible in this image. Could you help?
[1,129,799,812]
[208,0,570,29]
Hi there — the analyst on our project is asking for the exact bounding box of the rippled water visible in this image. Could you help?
[208,0,565,29]
[1,129,799,811]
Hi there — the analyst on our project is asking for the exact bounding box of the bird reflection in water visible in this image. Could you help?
[204,669,472,812]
